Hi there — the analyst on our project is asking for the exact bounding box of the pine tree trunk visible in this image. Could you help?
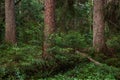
[5,0,16,44]
[43,0,55,57]
[93,0,107,53]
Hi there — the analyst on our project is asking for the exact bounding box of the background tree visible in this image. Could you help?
[43,0,56,57]
[93,0,107,53]
[5,0,16,44]
[105,0,120,33]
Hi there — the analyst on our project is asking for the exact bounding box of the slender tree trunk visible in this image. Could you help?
[43,0,55,57]
[5,0,16,44]
[93,0,107,53]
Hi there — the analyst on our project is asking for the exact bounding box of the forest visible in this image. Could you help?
[0,0,120,80]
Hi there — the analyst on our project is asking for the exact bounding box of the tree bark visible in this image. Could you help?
[43,0,55,57]
[5,0,16,44]
[93,0,107,53]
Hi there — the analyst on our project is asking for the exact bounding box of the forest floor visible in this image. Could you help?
[0,44,120,80]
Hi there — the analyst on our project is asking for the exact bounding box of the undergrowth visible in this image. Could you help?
[0,43,120,80]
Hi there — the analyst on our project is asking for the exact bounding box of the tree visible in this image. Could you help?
[5,0,16,44]
[93,0,107,53]
[43,0,55,57]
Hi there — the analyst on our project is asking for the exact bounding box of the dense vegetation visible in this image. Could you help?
[0,0,120,80]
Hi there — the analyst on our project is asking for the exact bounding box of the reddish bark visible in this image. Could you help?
[5,0,16,44]
[43,0,55,57]
[93,0,107,53]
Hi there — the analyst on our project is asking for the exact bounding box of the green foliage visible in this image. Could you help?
[0,44,120,80]
[50,31,92,49]
[105,0,120,32]
[105,57,120,67]
[107,35,120,51]
[15,0,44,44]
[56,0,92,32]
[16,0,44,22]
[0,0,120,80]
[40,63,120,80]
[17,22,43,45]
[48,32,92,55]
[0,44,82,79]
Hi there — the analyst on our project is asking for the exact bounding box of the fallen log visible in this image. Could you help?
[76,50,103,66]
